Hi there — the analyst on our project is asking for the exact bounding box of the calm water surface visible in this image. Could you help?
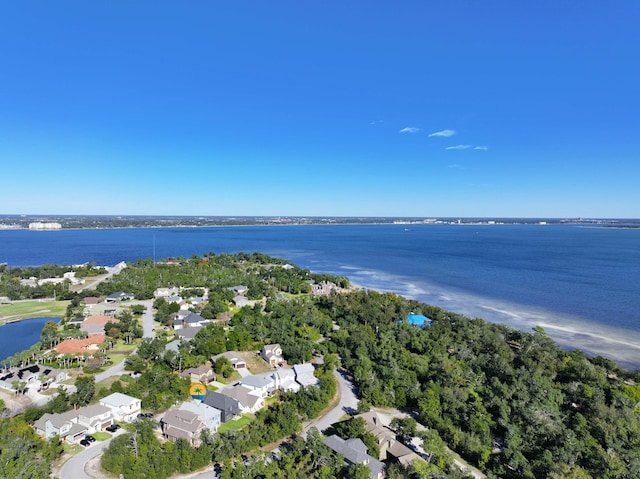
[1,224,638,368]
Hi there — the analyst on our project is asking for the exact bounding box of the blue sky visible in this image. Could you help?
[1,1,638,218]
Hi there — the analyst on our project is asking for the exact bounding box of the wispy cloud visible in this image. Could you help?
[369,120,384,125]
[445,144,489,151]
[445,144,472,150]
[429,129,456,137]
[399,127,420,133]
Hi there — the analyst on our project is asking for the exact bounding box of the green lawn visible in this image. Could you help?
[217,414,254,433]
[0,300,69,325]
[92,431,110,441]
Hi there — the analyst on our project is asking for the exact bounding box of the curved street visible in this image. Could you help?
[58,300,156,479]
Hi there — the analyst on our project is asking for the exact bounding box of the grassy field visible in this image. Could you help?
[0,300,69,325]
[218,414,254,433]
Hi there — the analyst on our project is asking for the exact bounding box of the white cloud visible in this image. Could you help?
[369,120,383,125]
[445,144,472,150]
[399,127,420,133]
[428,129,456,137]
[474,146,489,151]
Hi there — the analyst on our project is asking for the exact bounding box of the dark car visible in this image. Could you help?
[80,439,91,447]
[106,424,120,432]
[85,435,96,442]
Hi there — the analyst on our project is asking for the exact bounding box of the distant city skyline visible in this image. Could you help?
[1,2,638,218]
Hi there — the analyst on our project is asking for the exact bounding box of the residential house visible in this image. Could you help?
[213,351,247,370]
[275,367,300,393]
[167,295,185,306]
[356,411,421,466]
[293,363,319,388]
[154,287,180,298]
[233,295,251,307]
[55,334,106,355]
[202,391,241,423]
[99,392,142,423]
[34,410,87,442]
[179,401,222,433]
[105,291,135,303]
[161,408,205,446]
[221,385,264,413]
[180,364,216,384]
[173,312,208,330]
[34,404,115,442]
[323,435,385,479]
[229,285,249,295]
[81,315,115,335]
[261,343,283,366]
[77,404,115,432]
[186,296,205,307]
[68,316,85,326]
[311,281,341,297]
[165,339,182,353]
[176,327,202,341]
[240,373,275,398]
[0,365,68,392]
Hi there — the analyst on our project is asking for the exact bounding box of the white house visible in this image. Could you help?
[240,373,275,398]
[77,404,114,433]
[154,287,180,298]
[275,368,300,393]
[99,392,142,422]
[261,343,283,366]
[294,363,320,388]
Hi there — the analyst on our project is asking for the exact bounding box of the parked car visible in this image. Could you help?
[80,439,91,447]
[106,424,120,432]
[85,435,96,442]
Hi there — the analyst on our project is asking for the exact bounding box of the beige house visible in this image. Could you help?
[161,408,205,446]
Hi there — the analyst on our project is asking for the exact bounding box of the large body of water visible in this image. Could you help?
[1,224,639,368]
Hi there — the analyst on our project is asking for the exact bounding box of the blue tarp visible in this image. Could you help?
[406,314,432,327]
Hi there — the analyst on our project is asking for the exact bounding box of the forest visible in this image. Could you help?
[0,253,639,478]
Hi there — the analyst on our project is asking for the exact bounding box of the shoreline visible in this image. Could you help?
[336,271,640,370]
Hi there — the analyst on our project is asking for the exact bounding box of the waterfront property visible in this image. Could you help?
[0,364,68,392]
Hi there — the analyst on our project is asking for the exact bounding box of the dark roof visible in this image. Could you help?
[184,312,205,324]
[202,391,241,419]
[107,291,134,300]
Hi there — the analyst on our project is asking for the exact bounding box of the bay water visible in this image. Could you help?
[1,224,638,368]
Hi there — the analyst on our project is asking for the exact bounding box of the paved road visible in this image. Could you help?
[58,431,122,479]
[304,368,358,434]
[94,300,155,383]
[61,300,157,478]
[78,263,127,292]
